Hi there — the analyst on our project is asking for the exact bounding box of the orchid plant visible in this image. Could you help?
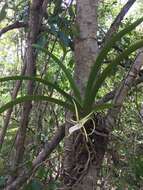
[0,17,143,132]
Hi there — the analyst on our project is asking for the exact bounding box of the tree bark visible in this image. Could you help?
[106,48,143,132]
[63,0,137,189]
[7,0,48,186]
[63,0,100,189]
[14,0,45,166]
[103,0,136,45]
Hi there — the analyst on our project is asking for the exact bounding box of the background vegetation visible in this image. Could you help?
[0,0,143,189]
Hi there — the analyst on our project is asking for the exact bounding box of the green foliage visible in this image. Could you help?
[0,16,143,119]
[47,52,82,104]
[0,95,74,113]
[0,75,74,104]
[83,16,143,113]
[24,179,43,190]
[85,39,143,112]
[0,176,6,188]
[0,3,7,22]
[0,1,143,189]
[132,156,143,180]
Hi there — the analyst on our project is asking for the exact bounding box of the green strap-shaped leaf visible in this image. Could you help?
[0,3,7,22]
[32,45,82,105]
[0,75,73,103]
[0,95,74,114]
[48,52,82,104]
[84,16,143,107]
[84,39,143,113]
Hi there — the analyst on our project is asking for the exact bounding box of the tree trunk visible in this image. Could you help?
[62,1,108,189]
[6,0,48,187]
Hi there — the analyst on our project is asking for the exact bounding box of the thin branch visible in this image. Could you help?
[32,124,65,167]
[6,0,48,185]
[13,0,45,166]
[0,21,27,38]
[5,125,65,190]
[95,90,116,105]
[0,62,26,150]
[102,0,136,46]
[106,49,143,132]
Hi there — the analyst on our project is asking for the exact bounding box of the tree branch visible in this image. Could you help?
[0,21,27,38]
[0,63,27,150]
[103,0,136,46]
[5,125,65,190]
[95,90,116,105]
[6,0,49,185]
[106,48,143,132]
